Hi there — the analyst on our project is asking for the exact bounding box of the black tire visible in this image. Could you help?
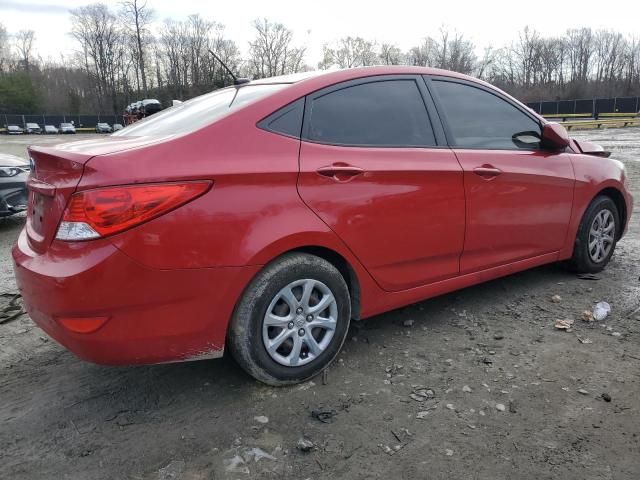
[568,195,619,273]
[227,253,351,386]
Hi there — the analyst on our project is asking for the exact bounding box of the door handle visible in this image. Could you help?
[316,164,364,181]
[473,165,502,179]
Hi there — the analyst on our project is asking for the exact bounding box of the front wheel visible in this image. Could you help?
[569,195,619,273]
[227,253,351,386]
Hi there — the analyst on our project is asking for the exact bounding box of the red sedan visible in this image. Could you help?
[12,67,633,385]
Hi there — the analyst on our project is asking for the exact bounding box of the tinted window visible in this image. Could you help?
[114,84,287,137]
[258,98,304,138]
[432,80,542,149]
[307,80,435,146]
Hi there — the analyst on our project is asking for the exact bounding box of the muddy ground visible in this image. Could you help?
[1,131,639,480]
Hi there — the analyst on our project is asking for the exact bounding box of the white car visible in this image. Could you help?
[58,123,76,134]
[44,125,59,134]
[24,123,42,134]
[6,125,23,135]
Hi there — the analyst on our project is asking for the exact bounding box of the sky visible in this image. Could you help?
[1,0,638,65]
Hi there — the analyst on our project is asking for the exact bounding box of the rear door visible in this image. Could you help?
[297,76,465,292]
[427,77,574,274]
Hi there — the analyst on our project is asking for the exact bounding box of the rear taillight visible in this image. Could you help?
[56,181,211,241]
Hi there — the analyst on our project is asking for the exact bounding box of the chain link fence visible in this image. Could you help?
[526,96,640,118]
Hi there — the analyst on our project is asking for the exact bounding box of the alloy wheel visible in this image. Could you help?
[262,279,338,367]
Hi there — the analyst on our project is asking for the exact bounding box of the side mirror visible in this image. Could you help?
[541,122,570,150]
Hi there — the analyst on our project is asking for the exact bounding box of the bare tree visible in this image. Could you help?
[70,3,125,113]
[0,23,10,72]
[379,43,403,65]
[120,0,154,96]
[14,30,36,72]
[319,36,377,69]
[408,37,439,66]
[248,19,306,78]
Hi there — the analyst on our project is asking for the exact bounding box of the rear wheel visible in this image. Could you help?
[227,253,351,386]
[569,196,619,273]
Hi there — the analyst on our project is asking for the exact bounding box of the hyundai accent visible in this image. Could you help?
[12,66,633,385]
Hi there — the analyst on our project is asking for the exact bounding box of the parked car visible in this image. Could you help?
[0,153,29,217]
[112,123,123,131]
[6,125,23,135]
[141,98,163,116]
[44,125,59,134]
[95,122,112,133]
[24,123,42,134]
[58,123,76,134]
[13,67,633,386]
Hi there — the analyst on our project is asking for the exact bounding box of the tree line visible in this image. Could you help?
[1,1,639,115]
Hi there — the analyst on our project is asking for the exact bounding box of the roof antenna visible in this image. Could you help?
[209,49,250,86]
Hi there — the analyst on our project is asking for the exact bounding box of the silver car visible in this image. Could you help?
[58,123,76,134]
[0,153,29,217]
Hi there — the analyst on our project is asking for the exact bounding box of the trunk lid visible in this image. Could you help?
[25,136,165,253]
[26,146,88,253]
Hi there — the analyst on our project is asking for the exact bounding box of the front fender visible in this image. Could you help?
[558,154,632,259]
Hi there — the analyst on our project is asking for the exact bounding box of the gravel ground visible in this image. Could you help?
[1,130,639,480]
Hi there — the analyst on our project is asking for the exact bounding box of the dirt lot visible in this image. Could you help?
[1,131,639,480]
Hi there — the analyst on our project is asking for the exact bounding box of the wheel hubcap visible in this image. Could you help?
[588,209,615,263]
[262,279,338,367]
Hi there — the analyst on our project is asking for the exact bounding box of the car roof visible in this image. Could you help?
[242,66,526,117]
[247,66,478,86]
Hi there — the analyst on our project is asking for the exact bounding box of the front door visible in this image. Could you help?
[429,78,574,274]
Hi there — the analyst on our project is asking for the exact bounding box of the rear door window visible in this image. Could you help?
[305,79,436,147]
[431,80,542,149]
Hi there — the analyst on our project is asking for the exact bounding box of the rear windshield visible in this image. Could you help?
[114,84,288,137]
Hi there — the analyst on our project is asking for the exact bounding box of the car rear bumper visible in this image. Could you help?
[12,229,259,365]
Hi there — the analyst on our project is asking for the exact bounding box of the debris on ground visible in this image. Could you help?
[416,407,436,419]
[311,409,337,423]
[0,293,25,325]
[223,455,249,475]
[551,295,562,303]
[582,310,595,322]
[253,416,269,424]
[554,319,574,331]
[445,449,454,456]
[158,460,186,480]
[403,319,414,327]
[577,337,593,344]
[297,438,314,452]
[577,273,601,281]
[410,387,435,402]
[601,393,612,402]
[462,385,472,393]
[577,389,589,395]
[496,403,506,412]
[378,429,413,456]
[593,301,611,321]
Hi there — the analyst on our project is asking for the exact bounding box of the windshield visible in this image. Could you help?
[114,84,287,137]
[60,123,72,127]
